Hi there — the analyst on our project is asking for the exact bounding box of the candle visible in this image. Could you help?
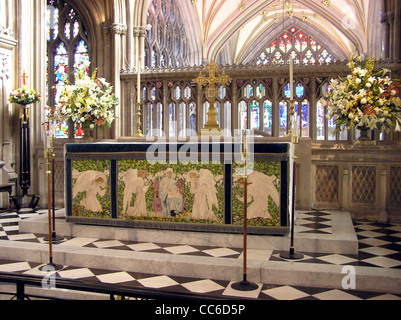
[289,56,294,101]
[293,115,298,138]
[243,130,247,155]
[137,60,141,104]
[46,121,53,149]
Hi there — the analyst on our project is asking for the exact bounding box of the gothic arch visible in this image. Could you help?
[69,0,113,76]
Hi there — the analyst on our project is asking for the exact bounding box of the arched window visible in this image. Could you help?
[255,27,336,67]
[46,0,90,138]
[146,0,190,68]
[237,80,272,135]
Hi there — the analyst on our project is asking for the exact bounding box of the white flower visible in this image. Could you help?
[382,69,390,76]
[395,120,401,132]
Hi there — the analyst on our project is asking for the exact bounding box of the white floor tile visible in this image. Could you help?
[164,245,199,255]
[93,240,125,248]
[359,246,398,256]
[59,237,97,247]
[317,254,358,265]
[262,286,310,300]
[58,268,95,280]
[0,262,31,272]
[137,275,179,289]
[96,272,135,284]
[359,238,390,247]
[313,289,362,300]
[203,248,238,257]
[127,243,161,251]
[7,233,37,241]
[357,231,385,238]
[182,280,225,294]
[2,225,19,232]
[363,257,401,268]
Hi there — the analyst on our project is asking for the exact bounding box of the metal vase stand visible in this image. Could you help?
[11,105,40,213]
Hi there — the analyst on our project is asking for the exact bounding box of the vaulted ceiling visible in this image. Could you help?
[183,0,379,64]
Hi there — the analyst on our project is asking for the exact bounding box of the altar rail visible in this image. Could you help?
[0,272,232,301]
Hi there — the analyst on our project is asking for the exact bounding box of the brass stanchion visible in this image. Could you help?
[280,117,304,260]
[39,122,63,272]
[43,139,64,243]
[231,131,259,292]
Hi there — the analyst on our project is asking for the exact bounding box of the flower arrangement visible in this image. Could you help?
[320,53,401,134]
[9,87,41,105]
[54,63,118,130]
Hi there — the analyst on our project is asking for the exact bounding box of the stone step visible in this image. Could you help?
[0,239,399,295]
[19,210,358,255]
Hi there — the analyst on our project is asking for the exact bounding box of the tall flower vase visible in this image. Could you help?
[357,127,371,142]
[82,126,95,141]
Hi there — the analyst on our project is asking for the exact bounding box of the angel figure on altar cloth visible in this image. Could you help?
[72,170,107,213]
[159,168,184,217]
[121,169,149,217]
[236,171,280,220]
[188,169,219,221]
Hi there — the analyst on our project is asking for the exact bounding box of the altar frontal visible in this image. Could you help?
[65,142,292,235]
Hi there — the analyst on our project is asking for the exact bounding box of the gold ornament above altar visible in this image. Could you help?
[192,61,231,136]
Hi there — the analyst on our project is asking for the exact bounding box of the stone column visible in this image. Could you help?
[231,80,238,137]
[272,77,279,137]
[110,23,128,139]
[0,26,18,206]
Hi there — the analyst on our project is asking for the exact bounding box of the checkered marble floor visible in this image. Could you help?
[295,211,333,234]
[0,209,401,300]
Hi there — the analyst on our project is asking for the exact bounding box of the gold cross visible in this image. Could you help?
[192,61,231,134]
[22,70,29,86]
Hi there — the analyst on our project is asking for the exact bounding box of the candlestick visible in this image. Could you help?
[289,57,294,101]
[137,60,141,104]
[243,130,247,159]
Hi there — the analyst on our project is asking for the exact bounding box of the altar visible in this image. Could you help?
[65,140,293,235]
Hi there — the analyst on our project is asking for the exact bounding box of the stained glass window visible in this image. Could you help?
[279,101,288,137]
[264,100,273,135]
[255,27,336,66]
[46,0,90,138]
[316,100,325,140]
[251,101,260,130]
[239,101,248,131]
